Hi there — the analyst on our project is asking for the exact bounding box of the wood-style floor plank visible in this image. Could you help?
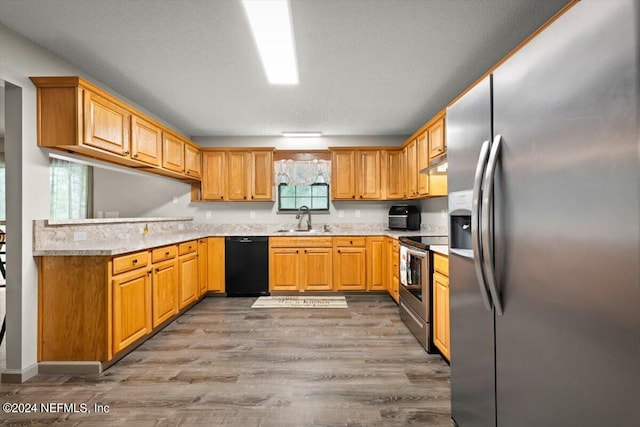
[0,295,450,426]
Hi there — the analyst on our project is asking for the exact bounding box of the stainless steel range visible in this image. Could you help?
[398,235,448,352]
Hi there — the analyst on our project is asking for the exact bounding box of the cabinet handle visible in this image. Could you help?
[359,195,363,199]
[350,240,353,245]
[244,196,247,200]
[437,147,443,152]
[155,268,160,273]
[133,153,139,158]
[351,195,355,199]
[132,259,138,264]
[220,196,224,200]
[304,250,307,254]
[165,251,170,256]
[147,270,152,275]
[296,250,299,254]
[338,249,341,253]
[251,195,254,199]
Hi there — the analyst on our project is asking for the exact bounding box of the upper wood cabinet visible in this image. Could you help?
[163,132,185,173]
[331,149,385,200]
[84,90,131,156]
[201,151,226,200]
[184,143,202,178]
[31,76,200,182]
[429,117,446,160]
[331,150,356,200]
[386,150,404,200]
[417,132,430,196]
[200,148,273,202]
[405,139,418,198]
[131,114,162,167]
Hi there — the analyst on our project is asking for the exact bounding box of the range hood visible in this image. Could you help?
[420,152,447,175]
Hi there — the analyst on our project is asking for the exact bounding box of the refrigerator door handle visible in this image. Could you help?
[481,134,504,315]
[472,139,493,311]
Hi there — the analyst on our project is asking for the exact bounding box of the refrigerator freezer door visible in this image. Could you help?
[447,76,496,427]
[492,1,640,425]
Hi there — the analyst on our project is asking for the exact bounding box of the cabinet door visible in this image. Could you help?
[433,271,450,360]
[366,237,385,291]
[301,248,333,291]
[207,237,225,292]
[202,151,226,201]
[269,248,300,291]
[405,139,418,198]
[131,114,161,166]
[331,151,356,200]
[251,150,273,200]
[386,150,404,199]
[429,117,445,160]
[178,253,198,309]
[227,151,248,200]
[83,90,130,156]
[357,150,382,199]
[112,268,151,354]
[184,143,202,178]
[333,247,366,291]
[163,133,185,173]
[417,132,430,196]
[390,241,400,303]
[197,238,208,297]
[152,259,178,328]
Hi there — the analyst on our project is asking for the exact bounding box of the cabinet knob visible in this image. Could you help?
[359,195,362,199]
[133,153,139,158]
[350,240,353,245]
[147,270,152,275]
[186,170,190,174]
[155,268,160,273]
[132,259,138,264]
[251,195,254,199]
[304,250,307,254]
[124,150,130,155]
[296,250,299,254]
[165,251,170,256]
[351,195,355,199]
[338,249,341,253]
[244,196,247,200]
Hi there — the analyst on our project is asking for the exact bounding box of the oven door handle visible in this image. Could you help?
[472,139,493,312]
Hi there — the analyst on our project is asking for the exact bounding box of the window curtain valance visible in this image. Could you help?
[274,159,331,187]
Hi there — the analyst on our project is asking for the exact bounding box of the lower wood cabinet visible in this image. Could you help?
[269,237,333,291]
[433,253,450,360]
[112,267,152,354]
[178,241,198,309]
[197,238,208,296]
[207,237,225,292]
[333,237,366,291]
[151,257,178,328]
[384,237,400,303]
[366,237,385,291]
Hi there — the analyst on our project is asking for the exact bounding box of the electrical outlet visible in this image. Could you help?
[73,231,87,241]
[338,210,344,218]
[250,211,256,219]
[441,209,447,219]
[206,211,212,219]
[355,210,361,218]
[172,196,179,204]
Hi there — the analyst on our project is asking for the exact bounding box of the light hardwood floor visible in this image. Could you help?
[0,295,451,426]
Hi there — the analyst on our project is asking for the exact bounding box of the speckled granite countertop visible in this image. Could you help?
[33,219,436,256]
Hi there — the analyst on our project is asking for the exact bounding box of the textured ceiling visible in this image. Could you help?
[0,0,570,137]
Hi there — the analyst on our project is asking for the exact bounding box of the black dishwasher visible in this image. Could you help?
[224,236,270,297]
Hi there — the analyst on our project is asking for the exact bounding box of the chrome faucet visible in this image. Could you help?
[296,205,312,231]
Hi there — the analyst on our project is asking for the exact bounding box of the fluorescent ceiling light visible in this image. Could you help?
[242,0,299,85]
[282,131,322,138]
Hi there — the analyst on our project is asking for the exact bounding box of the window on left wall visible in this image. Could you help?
[49,158,93,219]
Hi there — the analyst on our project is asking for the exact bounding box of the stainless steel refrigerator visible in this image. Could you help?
[446,1,640,426]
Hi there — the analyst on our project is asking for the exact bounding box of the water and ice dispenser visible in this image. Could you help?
[449,190,473,257]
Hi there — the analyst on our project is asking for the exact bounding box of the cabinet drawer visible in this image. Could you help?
[178,240,197,255]
[333,236,366,247]
[113,250,149,275]
[434,253,449,276]
[152,245,177,263]
[270,237,333,248]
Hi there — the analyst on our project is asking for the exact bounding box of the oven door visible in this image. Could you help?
[399,245,429,318]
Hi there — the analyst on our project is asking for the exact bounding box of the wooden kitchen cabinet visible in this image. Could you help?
[112,267,152,354]
[331,150,356,200]
[429,117,446,160]
[162,132,185,174]
[207,237,225,292]
[357,150,382,199]
[31,76,200,182]
[197,238,208,296]
[405,139,418,198]
[366,236,385,291]
[417,131,430,196]
[201,151,226,200]
[131,114,162,167]
[150,244,179,328]
[184,143,202,178]
[250,150,274,200]
[333,237,366,291]
[386,150,404,199]
[178,241,198,309]
[269,237,333,291]
[386,238,400,303]
[83,89,131,156]
[433,252,450,360]
[227,150,247,200]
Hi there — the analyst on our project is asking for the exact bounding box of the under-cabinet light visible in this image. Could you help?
[242,0,299,85]
[282,131,322,138]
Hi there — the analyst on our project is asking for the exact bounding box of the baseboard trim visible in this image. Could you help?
[37,361,102,376]
[1,362,39,383]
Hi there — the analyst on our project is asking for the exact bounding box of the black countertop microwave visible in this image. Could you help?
[388,205,421,230]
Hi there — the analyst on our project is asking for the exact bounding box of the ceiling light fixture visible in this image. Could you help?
[282,131,322,138]
[242,0,299,85]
